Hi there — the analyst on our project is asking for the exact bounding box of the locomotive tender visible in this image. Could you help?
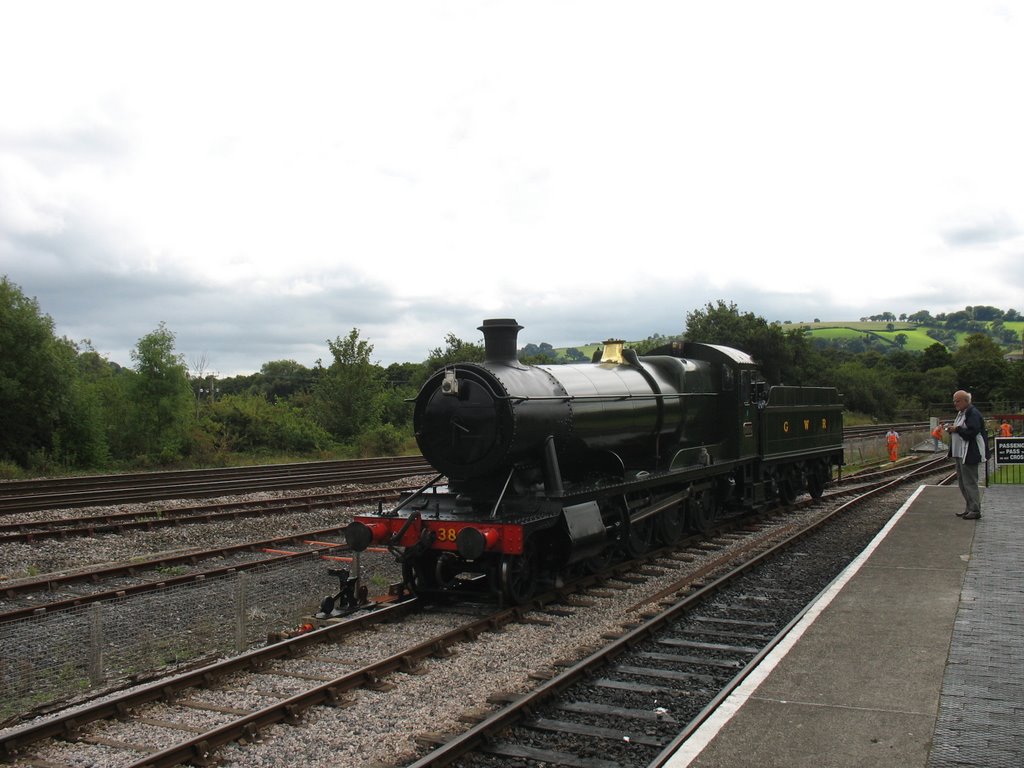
[342,318,844,604]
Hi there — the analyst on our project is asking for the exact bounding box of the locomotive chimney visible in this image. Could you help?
[479,318,523,364]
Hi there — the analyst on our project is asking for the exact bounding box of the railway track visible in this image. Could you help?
[0,456,432,514]
[841,421,928,439]
[0,451,931,551]
[0,524,361,621]
[0,428,927,517]
[407,461,952,768]
[0,460,949,766]
[0,469,433,724]
[0,457,935,621]
[0,486,405,545]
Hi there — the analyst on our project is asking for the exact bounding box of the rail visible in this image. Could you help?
[0,456,432,514]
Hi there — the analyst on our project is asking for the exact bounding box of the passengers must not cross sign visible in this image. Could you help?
[994,437,1024,465]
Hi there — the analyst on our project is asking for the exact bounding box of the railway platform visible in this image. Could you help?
[663,482,1023,768]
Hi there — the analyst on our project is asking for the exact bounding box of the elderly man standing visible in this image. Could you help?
[944,390,986,520]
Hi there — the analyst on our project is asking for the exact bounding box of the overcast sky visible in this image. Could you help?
[2,1,1022,376]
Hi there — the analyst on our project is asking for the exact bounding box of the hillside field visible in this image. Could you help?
[548,320,1024,359]
[795,320,1024,353]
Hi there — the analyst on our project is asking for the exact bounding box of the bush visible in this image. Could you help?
[26,448,57,474]
[0,460,24,479]
[199,394,335,455]
[355,424,408,457]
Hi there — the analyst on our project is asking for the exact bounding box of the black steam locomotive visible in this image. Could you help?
[342,318,844,604]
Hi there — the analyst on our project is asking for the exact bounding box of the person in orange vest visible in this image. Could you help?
[886,429,900,462]
[999,420,1013,437]
[931,424,945,448]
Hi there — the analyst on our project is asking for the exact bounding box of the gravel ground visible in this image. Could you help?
[0,482,424,586]
[2,485,908,768]
[217,496,906,768]
[0,481,417,725]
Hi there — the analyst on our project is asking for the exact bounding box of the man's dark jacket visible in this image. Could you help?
[952,404,986,465]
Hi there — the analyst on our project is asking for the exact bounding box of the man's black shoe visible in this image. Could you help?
[962,512,981,520]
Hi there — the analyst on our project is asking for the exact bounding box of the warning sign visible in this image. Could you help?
[995,437,1024,465]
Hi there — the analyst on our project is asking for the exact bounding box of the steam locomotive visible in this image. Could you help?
[339,318,844,605]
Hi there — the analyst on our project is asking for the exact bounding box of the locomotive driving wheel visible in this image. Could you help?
[582,545,615,574]
[656,503,686,545]
[626,516,655,557]
[687,490,716,534]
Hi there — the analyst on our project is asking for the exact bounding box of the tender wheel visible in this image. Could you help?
[776,468,799,505]
[500,547,537,604]
[806,462,828,499]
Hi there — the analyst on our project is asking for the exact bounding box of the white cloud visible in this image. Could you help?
[1,1,1022,374]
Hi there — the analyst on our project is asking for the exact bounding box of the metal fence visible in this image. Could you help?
[991,435,1024,484]
[0,555,333,720]
[843,427,933,468]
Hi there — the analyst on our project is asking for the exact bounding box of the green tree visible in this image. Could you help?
[414,332,486,391]
[993,321,1020,346]
[952,333,1007,403]
[379,362,422,430]
[313,328,383,442]
[520,342,558,363]
[919,343,953,372]
[779,327,830,386]
[202,393,333,453]
[994,361,1024,404]
[424,332,485,369]
[968,305,1003,321]
[908,310,933,323]
[634,333,681,355]
[920,366,961,410]
[251,360,316,402]
[0,277,100,468]
[834,361,899,419]
[129,323,194,462]
[86,359,136,463]
[684,300,794,383]
[61,344,119,467]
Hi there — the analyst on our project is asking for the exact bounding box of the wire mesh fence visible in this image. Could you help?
[991,436,1024,484]
[0,554,332,720]
[842,427,934,468]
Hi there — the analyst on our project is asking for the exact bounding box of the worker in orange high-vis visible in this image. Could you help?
[886,429,900,462]
[1000,420,1013,437]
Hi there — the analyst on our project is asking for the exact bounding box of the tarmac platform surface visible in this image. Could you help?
[662,482,1023,768]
